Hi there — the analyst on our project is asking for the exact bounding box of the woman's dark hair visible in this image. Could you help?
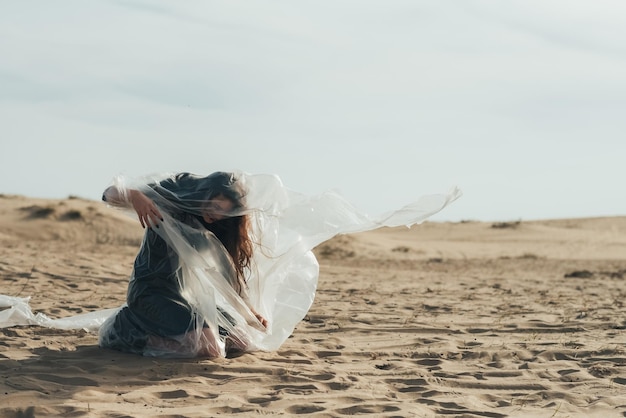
[201,172,253,292]
[205,214,252,291]
[156,171,253,293]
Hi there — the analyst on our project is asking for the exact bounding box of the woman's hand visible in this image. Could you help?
[248,308,268,329]
[254,312,268,329]
[129,190,163,229]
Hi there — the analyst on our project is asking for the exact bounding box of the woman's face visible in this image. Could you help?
[202,194,235,224]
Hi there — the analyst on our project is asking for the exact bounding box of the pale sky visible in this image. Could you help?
[1,1,625,221]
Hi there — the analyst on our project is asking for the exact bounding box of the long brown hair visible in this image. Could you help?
[206,214,253,292]
[197,172,253,294]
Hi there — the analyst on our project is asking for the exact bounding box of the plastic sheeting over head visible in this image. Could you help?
[0,171,461,358]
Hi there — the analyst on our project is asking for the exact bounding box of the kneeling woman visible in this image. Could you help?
[99,172,267,358]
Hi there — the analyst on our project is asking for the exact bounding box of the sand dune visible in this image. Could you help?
[1,194,625,417]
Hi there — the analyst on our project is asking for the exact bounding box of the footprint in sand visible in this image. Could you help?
[335,404,401,415]
[156,389,188,399]
[285,404,326,414]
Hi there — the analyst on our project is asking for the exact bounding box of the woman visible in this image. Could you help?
[99,172,268,358]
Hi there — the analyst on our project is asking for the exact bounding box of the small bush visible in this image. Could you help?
[317,245,355,259]
[518,253,539,259]
[564,270,593,279]
[60,210,83,221]
[20,205,56,219]
[491,221,521,229]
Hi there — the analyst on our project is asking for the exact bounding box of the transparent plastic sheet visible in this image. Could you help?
[0,295,118,331]
[0,171,461,358]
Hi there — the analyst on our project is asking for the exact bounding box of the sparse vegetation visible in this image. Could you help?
[491,221,521,229]
[317,245,355,259]
[60,210,83,221]
[314,235,358,259]
[518,253,540,259]
[565,270,593,279]
[20,205,56,219]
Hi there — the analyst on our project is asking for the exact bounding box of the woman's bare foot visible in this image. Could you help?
[224,332,249,358]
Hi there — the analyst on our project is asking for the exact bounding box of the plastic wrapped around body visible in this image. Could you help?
[0,171,461,358]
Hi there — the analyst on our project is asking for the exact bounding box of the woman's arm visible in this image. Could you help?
[103,186,163,229]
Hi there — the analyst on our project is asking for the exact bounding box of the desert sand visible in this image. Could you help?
[1,194,626,417]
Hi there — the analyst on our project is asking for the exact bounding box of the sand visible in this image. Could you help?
[1,194,625,417]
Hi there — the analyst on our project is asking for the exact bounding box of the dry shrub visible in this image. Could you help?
[20,205,56,219]
[60,210,83,221]
[564,270,594,279]
[491,221,521,229]
[316,244,355,259]
[518,253,540,259]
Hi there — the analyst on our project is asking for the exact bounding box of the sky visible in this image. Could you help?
[1,1,625,222]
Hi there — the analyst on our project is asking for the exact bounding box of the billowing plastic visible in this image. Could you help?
[0,295,117,331]
[0,171,461,358]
